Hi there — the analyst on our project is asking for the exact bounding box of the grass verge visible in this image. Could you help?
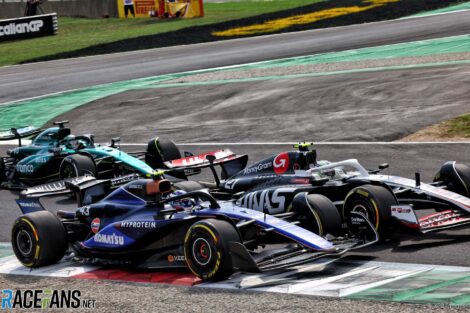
[1,0,468,65]
[401,113,470,141]
[0,0,323,66]
[446,114,470,137]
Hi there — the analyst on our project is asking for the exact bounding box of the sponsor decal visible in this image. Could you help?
[16,164,34,174]
[238,188,295,214]
[391,206,411,214]
[16,201,40,208]
[77,206,90,216]
[135,0,156,15]
[167,254,185,263]
[93,233,124,246]
[243,161,272,175]
[391,205,419,226]
[357,189,369,197]
[273,153,289,175]
[290,178,310,184]
[350,216,366,225]
[127,184,144,190]
[91,218,100,234]
[0,20,43,37]
[34,157,48,164]
[120,221,156,228]
[224,179,238,190]
[16,199,44,214]
[1,289,95,310]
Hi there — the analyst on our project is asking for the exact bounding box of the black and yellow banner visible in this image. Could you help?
[117,0,203,18]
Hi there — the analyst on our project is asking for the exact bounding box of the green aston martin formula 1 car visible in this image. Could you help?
[0,121,182,189]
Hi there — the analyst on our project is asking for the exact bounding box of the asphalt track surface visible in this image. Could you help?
[1,10,470,312]
[1,143,470,267]
[1,10,470,103]
[54,63,470,143]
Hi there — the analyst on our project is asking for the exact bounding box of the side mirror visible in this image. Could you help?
[206,154,216,164]
[10,128,21,147]
[379,163,389,170]
[110,137,121,148]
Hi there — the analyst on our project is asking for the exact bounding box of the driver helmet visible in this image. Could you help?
[63,135,76,149]
[168,190,197,211]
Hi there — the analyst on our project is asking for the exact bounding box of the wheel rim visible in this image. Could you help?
[352,204,370,219]
[351,199,377,226]
[61,163,77,178]
[16,229,33,256]
[192,237,212,266]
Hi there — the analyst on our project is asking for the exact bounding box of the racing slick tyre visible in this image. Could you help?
[434,162,470,197]
[174,181,204,192]
[290,193,342,237]
[145,138,181,169]
[11,211,67,268]
[59,154,97,179]
[343,185,397,238]
[184,219,241,281]
[0,157,5,182]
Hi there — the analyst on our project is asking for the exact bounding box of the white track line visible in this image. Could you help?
[171,141,470,145]
[1,141,469,146]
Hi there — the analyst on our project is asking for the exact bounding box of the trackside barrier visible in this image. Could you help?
[0,13,57,42]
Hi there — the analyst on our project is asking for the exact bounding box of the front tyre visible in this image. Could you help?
[59,154,97,179]
[11,211,67,268]
[434,161,470,197]
[184,219,240,281]
[145,138,181,169]
[290,193,342,237]
[343,184,397,237]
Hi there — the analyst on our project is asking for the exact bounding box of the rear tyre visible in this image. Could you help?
[290,193,342,237]
[343,184,397,237]
[174,181,204,192]
[434,161,470,197]
[184,219,240,281]
[59,154,97,179]
[11,211,67,268]
[145,138,181,169]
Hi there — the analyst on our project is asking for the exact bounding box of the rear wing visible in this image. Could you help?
[0,126,41,141]
[20,174,139,206]
[164,149,248,180]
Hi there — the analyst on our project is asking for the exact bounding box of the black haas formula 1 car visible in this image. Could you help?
[12,177,377,281]
[159,143,470,238]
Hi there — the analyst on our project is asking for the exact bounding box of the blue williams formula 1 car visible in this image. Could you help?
[11,177,377,281]
[0,121,184,189]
